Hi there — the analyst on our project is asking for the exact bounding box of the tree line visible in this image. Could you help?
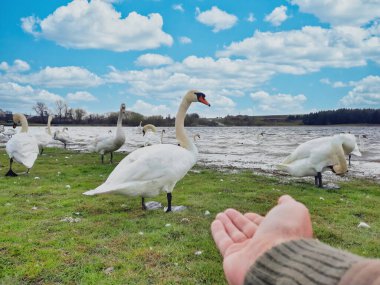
[1,101,379,126]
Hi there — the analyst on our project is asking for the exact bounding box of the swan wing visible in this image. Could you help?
[84,144,196,196]
[6,133,39,168]
[283,137,332,164]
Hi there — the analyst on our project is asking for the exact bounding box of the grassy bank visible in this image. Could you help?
[0,148,379,284]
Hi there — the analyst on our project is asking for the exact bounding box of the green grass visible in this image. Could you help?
[0,148,379,284]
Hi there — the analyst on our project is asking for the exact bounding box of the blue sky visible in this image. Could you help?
[0,0,379,117]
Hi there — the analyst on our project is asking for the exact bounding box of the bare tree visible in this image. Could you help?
[55,100,65,122]
[32,102,48,119]
[73,108,86,123]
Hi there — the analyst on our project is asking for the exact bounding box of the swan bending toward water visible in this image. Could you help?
[5,113,39,176]
[34,115,53,154]
[278,133,361,188]
[83,90,211,212]
[53,128,71,149]
[142,124,165,146]
[89,104,126,163]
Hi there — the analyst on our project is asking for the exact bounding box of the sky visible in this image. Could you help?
[0,0,379,118]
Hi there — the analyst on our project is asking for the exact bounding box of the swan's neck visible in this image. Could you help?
[116,110,124,135]
[175,99,197,154]
[160,131,164,144]
[47,117,52,135]
[19,116,28,133]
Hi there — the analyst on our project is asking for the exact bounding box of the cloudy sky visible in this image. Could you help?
[0,0,379,117]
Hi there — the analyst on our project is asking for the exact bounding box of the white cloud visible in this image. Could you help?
[250,91,307,114]
[0,82,64,112]
[247,13,256,23]
[131,99,170,116]
[5,66,103,88]
[217,25,380,72]
[195,6,238,32]
[179,36,192,44]
[291,0,380,27]
[66,91,98,102]
[265,6,288,27]
[0,59,30,73]
[340,75,380,107]
[135,54,174,67]
[172,4,184,13]
[21,0,173,51]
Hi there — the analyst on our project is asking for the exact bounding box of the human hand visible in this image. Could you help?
[211,195,313,285]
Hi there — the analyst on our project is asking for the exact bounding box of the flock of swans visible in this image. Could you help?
[1,90,364,211]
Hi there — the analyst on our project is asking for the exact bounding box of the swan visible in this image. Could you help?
[0,125,4,133]
[34,115,53,154]
[142,124,165,146]
[83,90,211,212]
[89,103,126,163]
[5,113,39,176]
[136,121,143,134]
[53,127,71,149]
[278,133,361,187]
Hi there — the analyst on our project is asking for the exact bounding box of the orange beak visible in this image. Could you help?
[199,97,211,107]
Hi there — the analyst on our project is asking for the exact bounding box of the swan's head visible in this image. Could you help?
[142,124,157,136]
[12,113,26,128]
[186,90,211,106]
[120,103,126,113]
[339,133,362,157]
[193,133,201,142]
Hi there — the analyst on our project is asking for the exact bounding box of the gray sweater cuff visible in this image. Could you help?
[244,239,363,285]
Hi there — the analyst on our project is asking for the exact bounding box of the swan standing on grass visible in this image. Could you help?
[89,103,126,163]
[278,134,361,187]
[34,115,53,154]
[5,113,39,176]
[53,127,70,149]
[83,90,211,212]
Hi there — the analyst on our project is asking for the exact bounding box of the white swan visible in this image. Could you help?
[83,90,211,212]
[53,127,71,149]
[5,113,39,176]
[90,103,126,163]
[34,115,53,154]
[136,121,143,134]
[142,124,165,146]
[278,133,361,187]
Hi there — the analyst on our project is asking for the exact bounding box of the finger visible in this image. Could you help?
[278,195,295,204]
[215,212,247,243]
[224,208,258,238]
[211,220,233,256]
[244,213,264,225]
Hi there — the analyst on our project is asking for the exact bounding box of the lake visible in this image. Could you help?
[1,125,379,182]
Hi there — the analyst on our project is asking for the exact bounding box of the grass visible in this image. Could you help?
[0,148,379,284]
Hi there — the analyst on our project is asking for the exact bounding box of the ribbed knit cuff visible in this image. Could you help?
[244,239,363,285]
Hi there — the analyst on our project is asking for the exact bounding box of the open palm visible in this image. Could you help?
[211,195,313,285]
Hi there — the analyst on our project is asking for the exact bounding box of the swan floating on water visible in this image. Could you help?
[83,90,211,212]
[34,115,53,154]
[89,103,126,163]
[5,113,39,176]
[278,133,361,187]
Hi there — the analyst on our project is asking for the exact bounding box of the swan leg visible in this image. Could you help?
[348,154,351,166]
[5,158,17,177]
[64,143,66,149]
[110,152,113,164]
[317,172,323,188]
[142,197,146,210]
[101,154,104,164]
[166,193,172,212]
[40,147,44,155]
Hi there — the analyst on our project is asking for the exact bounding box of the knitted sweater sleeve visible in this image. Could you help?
[244,239,380,285]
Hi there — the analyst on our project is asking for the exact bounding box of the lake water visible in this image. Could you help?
[1,125,379,183]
